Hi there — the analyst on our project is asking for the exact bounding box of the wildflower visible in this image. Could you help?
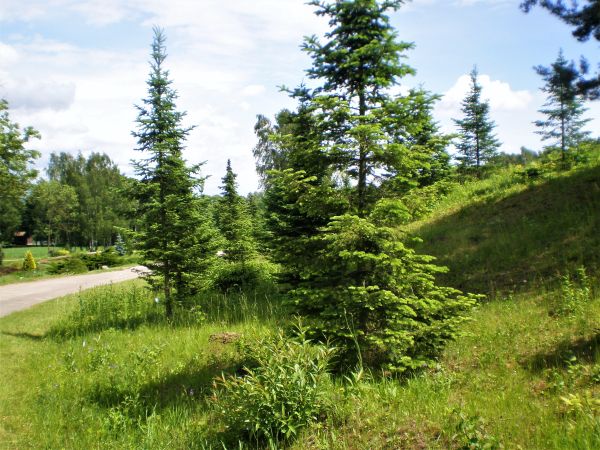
[154,297,160,304]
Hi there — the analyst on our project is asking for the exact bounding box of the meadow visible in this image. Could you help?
[2,158,600,449]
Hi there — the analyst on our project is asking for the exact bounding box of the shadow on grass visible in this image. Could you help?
[88,356,243,412]
[523,332,600,372]
[412,165,600,294]
[1,330,45,341]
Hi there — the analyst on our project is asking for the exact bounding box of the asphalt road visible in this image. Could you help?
[0,266,148,318]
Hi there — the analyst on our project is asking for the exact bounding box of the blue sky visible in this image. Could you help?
[1,0,598,194]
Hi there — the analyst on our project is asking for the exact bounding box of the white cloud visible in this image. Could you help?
[241,84,266,97]
[439,73,533,112]
[0,1,325,194]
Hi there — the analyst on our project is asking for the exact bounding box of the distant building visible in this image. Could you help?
[13,231,33,246]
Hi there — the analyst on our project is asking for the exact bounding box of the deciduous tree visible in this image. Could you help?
[0,99,40,250]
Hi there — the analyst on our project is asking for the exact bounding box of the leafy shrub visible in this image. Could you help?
[80,248,121,270]
[551,267,592,317]
[448,410,503,449]
[22,250,36,271]
[210,258,277,292]
[212,329,334,444]
[47,256,89,274]
[49,248,70,257]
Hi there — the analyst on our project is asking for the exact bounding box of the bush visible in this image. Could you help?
[80,248,121,270]
[47,256,89,275]
[49,248,70,257]
[212,329,334,444]
[551,267,592,317]
[291,214,479,373]
[22,251,36,271]
[210,258,277,292]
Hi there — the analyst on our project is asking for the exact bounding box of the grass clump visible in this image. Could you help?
[48,283,163,337]
[212,328,335,445]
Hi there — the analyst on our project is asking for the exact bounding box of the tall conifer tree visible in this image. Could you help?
[300,0,444,214]
[534,50,591,158]
[132,27,219,317]
[256,0,476,372]
[453,67,501,175]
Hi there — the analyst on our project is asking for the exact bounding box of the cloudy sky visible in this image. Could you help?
[1,0,598,194]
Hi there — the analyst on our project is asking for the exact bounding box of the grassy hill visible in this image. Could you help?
[410,162,600,296]
[1,159,600,449]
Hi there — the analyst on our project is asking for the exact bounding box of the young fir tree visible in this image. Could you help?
[453,67,501,175]
[534,50,591,159]
[132,27,220,317]
[257,0,476,372]
[217,160,257,265]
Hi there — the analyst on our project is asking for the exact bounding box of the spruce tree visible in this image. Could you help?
[521,0,599,99]
[534,50,591,159]
[217,160,257,265]
[132,27,219,317]
[453,67,501,175]
[257,0,476,372]
[300,0,445,215]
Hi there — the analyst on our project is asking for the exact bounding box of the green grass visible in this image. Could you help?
[1,275,599,449]
[2,160,600,448]
[1,247,55,263]
[409,163,600,295]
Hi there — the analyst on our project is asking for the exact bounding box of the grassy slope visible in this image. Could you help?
[1,162,600,449]
[409,164,600,295]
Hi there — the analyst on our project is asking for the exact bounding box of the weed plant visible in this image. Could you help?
[212,328,335,445]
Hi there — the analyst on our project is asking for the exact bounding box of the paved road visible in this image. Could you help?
[0,266,148,318]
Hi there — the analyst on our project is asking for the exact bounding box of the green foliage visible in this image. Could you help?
[299,0,450,213]
[48,248,70,257]
[210,259,277,293]
[212,329,334,443]
[212,160,275,291]
[131,27,221,316]
[80,248,121,270]
[449,409,503,449]
[0,99,40,246]
[292,213,478,372]
[38,151,133,248]
[552,267,593,317]
[49,284,162,337]
[453,67,501,174]
[114,233,126,256]
[534,50,592,157]
[25,180,78,247]
[47,256,89,275]
[22,250,36,271]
